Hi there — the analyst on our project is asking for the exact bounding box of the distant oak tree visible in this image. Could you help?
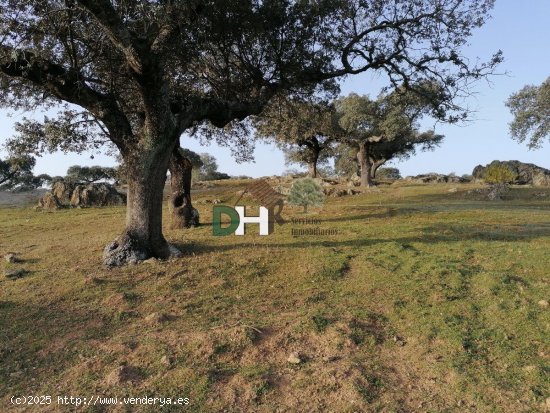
[0,154,50,191]
[254,98,339,178]
[0,0,502,265]
[65,165,118,183]
[336,91,444,186]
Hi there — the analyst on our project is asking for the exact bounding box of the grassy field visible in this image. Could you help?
[1,181,549,412]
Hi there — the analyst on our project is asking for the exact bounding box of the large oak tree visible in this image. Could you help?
[0,0,501,265]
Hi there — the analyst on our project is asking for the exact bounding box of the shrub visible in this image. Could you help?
[287,178,324,213]
[484,164,516,185]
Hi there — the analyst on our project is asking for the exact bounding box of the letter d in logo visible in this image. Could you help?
[212,205,240,236]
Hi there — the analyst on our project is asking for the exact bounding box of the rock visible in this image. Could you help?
[487,185,507,201]
[144,312,170,324]
[448,187,458,193]
[105,365,143,385]
[39,182,125,209]
[37,192,62,209]
[322,178,339,185]
[332,189,348,197]
[160,355,173,367]
[70,183,126,207]
[4,268,27,279]
[287,352,302,364]
[533,172,550,187]
[473,160,550,186]
[538,300,549,308]
[4,253,18,263]
[393,335,406,346]
[405,173,468,184]
[51,180,77,204]
[346,189,360,196]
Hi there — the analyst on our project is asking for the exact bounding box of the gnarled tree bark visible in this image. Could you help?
[357,141,374,187]
[103,138,183,266]
[168,147,199,229]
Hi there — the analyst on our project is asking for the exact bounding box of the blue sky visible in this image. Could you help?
[0,1,549,178]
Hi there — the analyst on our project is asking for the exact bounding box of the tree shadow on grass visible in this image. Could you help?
[317,208,424,223]
[173,220,550,256]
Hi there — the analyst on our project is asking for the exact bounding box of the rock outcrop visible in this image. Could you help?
[404,173,468,184]
[51,181,77,204]
[37,192,62,209]
[38,182,126,209]
[70,183,126,207]
[473,161,550,186]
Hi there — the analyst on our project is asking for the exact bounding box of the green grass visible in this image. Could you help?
[0,182,549,412]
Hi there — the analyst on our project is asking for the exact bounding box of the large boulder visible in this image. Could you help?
[51,180,77,204]
[472,160,550,186]
[70,183,126,207]
[37,192,62,209]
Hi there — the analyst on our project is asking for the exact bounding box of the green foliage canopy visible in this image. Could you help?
[484,164,516,185]
[65,165,118,183]
[287,178,324,212]
[0,155,50,191]
[506,77,550,148]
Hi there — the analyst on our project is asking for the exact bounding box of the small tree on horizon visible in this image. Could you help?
[254,98,340,178]
[287,178,324,213]
[0,155,51,191]
[65,165,118,184]
[377,167,401,180]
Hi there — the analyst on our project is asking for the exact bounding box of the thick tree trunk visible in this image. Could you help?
[169,147,199,228]
[103,140,183,266]
[357,142,374,187]
[307,161,318,178]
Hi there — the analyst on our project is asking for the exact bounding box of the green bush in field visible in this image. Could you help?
[287,178,324,213]
[484,164,516,185]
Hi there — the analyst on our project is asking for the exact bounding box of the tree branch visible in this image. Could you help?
[74,0,143,74]
[0,47,134,150]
